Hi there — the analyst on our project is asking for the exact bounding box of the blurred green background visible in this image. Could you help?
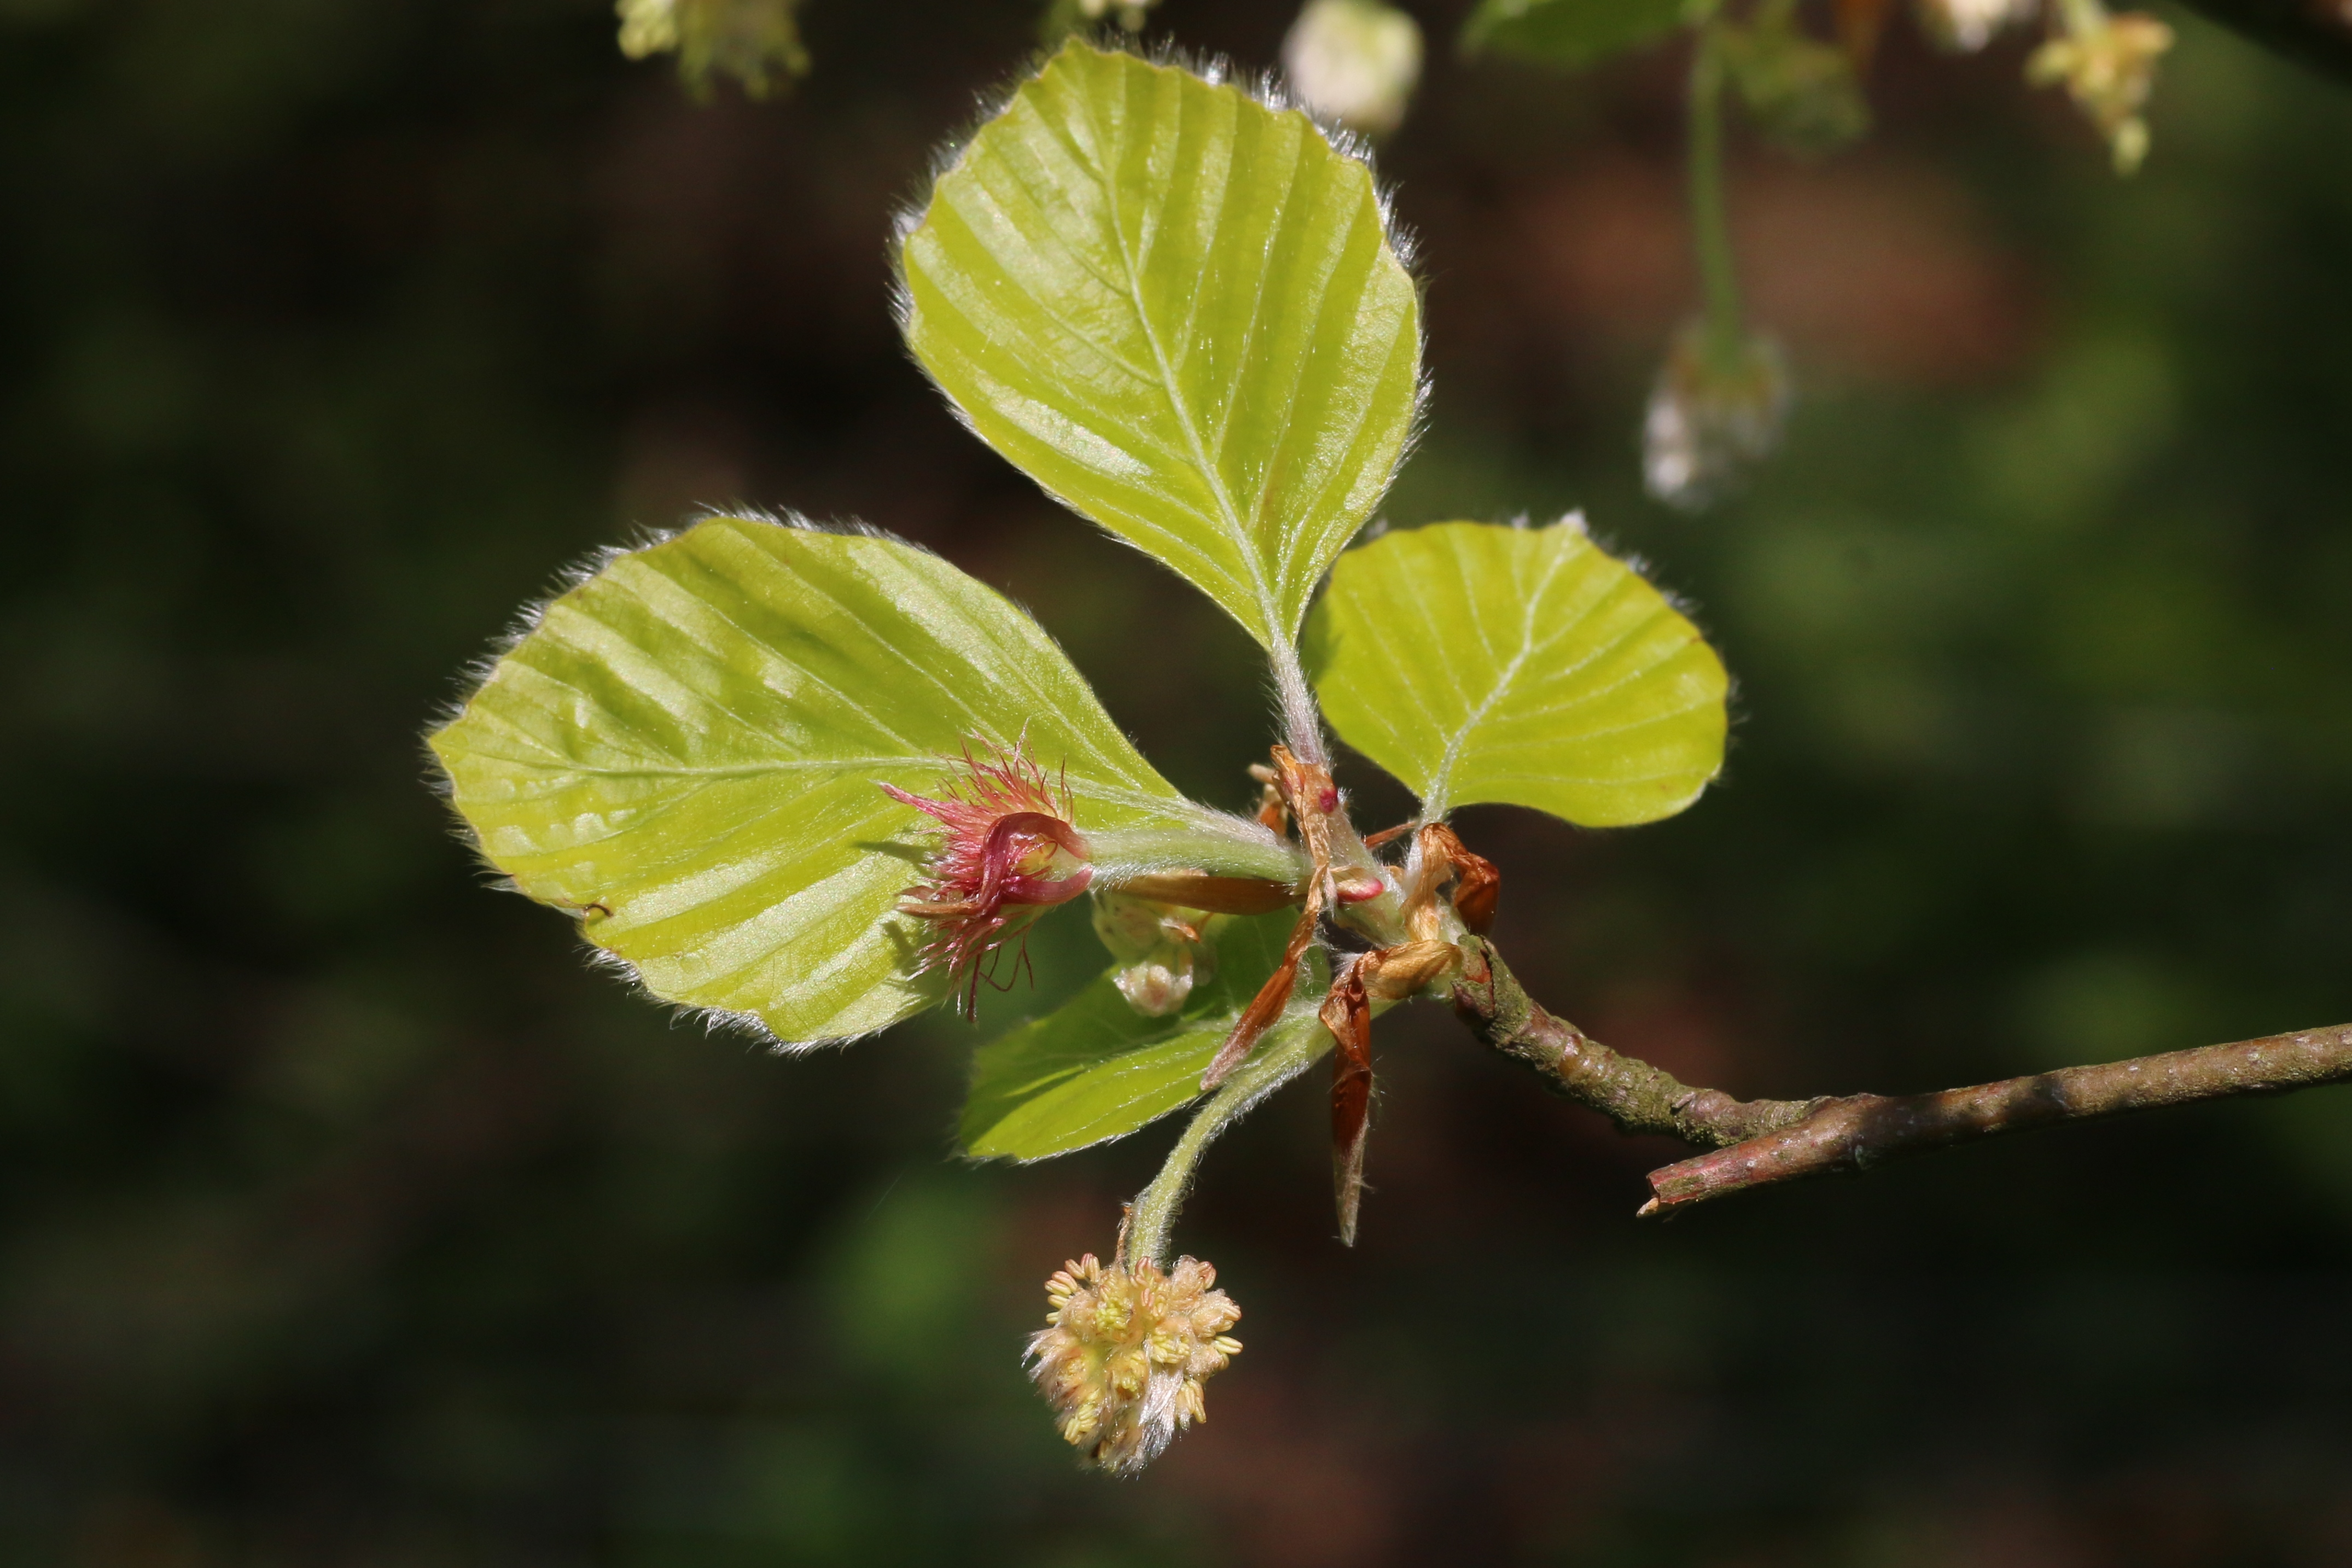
[3,1,2350,1563]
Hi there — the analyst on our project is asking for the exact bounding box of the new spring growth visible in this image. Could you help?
[1092,890,1217,1018]
[1645,319,1794,510]
[882,738,1094,1016]
[1202,745,1384,1090]
[615,0,809,98]
[1029,1244,1243,1475]
[1320,821,1495,1240]
[2028,0,2173,174]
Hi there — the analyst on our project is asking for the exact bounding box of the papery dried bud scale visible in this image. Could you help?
[1319,936,1463,1244]
[1363,939,1463,1001]
[1321,957,1376,1244]
[1415,821,1499,937]
[1204,744,1347,1088]
[1111,873,1296,916]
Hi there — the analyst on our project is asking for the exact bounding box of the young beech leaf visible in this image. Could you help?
[1306,518,1728,825]
[1462,0,1690,71]
[897,40,1421,654]
[963,910,1325,1160]
[430,515,1223,1047]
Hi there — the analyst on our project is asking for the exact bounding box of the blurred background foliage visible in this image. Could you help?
[2,0,2350,1563]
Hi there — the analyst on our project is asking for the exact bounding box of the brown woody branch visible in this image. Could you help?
[1447,939,1828,1147]
[1448,936,2352,1219]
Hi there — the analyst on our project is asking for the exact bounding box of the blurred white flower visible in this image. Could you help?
[1916,0,2040,51]
[1282,0,1425,138]
[1643,320,1792,510]
[616,0,808,98]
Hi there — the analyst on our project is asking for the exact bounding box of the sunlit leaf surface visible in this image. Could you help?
[430,515,1206,1045]
[1462,0,1688,71]
[1307,518,1728,825]
[963,911,1328,1160]
[898,40,1421,652]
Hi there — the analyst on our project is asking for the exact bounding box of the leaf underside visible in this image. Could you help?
[1462,0,1690,71]
[429,515,1204,1046]
[963,910,1328,1161]
[898,39,1422,652]
[1307,518,1729,826]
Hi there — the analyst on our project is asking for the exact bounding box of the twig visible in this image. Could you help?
[1448,936,2352,1219]
[1642,1021,2352,1216]
[1448,938,1825,1147]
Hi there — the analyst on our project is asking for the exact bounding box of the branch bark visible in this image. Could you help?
[1448,936,2352,1219]
[1448,937,1826,1147]
[1643,1021,2352,1215]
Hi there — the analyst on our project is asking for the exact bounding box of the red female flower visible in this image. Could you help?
[882,738,1095,1015]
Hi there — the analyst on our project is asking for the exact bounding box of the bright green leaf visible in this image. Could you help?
[1306,518,1728,825]
[962,911,1327,1160]
[430,515,1250,1046]
[898,40,1422,654]
[1462,0,1688,71]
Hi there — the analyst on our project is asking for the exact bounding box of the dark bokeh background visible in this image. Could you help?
[4,0,2351,1562]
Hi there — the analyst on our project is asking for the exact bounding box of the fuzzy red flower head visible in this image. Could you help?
[882,738,1094,1015]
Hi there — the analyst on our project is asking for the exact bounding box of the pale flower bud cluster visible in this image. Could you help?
[616,0,682,59]
[2028,5,2173,175]
[1091,890,1216,1017]
[615,0,808,98]
[1028,1252,1242,1475]
[1643,320,1794,511]
[1282,0,1426,138]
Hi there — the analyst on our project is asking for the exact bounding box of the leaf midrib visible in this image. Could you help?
[1081,67,1289,649]
[1421,532,1576,819]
